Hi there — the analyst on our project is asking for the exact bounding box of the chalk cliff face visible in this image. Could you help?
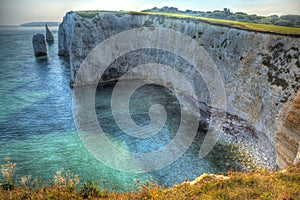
[58,11,300,169]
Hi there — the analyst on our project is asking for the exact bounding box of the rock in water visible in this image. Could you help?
[45,24,54,43]
[32,34,47,57]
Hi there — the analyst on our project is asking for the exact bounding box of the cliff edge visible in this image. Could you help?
[58,11,300,169]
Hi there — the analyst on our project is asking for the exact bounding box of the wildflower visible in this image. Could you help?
[21,177,27,185]
[74,175,80,185]
[69,179,74,187]
[56,170,61,177]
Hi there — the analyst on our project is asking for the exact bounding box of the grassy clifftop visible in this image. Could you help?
[126,11,300,36]
[74,10,300,36]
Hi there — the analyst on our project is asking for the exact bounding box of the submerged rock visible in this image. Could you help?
[45,24,54,43]
[32,34,47,57]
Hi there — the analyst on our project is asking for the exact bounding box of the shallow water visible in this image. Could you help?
[0,26,241,191]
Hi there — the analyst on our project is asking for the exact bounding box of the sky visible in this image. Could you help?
[0,0,299,25]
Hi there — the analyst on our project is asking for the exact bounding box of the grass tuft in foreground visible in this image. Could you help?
[1,158,300,199]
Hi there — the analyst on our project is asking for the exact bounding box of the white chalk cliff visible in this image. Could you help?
[58,11,300,169]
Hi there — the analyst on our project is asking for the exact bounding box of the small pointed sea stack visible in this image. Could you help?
[32,34,47,57]
[45,24,54,43]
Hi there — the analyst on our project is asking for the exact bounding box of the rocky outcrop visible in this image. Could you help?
[46,25,54,43]
[58,11,300,169]
[32,34,47,57]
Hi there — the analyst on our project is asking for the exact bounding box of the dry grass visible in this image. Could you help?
[1,159,300,199]
[114,163,300,200]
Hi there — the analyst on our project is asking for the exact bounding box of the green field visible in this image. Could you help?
[75,10,300,36]
[125,11,300,36]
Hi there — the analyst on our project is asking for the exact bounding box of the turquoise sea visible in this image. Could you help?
[0,26,241,191]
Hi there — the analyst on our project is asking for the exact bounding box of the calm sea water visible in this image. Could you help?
[0,26,240,191]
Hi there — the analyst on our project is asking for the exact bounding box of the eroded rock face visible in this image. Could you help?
[58,11,300,169]
[32,34,47,57]
[276,91,300,168]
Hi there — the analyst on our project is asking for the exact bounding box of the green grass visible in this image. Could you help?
[75,10,102,18]
[75,10,300,36]
[126,11,300,36]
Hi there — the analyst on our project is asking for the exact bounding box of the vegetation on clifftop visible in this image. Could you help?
[74,10,300,36]
[143,7,300,28]
[1,158,300,199]
[125,11,300,36]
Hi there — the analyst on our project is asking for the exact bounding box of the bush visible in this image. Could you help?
[78,180,107,198]
[0,158,16,190]
[274,19,294,27]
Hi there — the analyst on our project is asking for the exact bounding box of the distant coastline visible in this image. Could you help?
[20,22,60,27]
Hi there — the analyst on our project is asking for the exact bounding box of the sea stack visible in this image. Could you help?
[32,34,47,57]
[45,24,54,43]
